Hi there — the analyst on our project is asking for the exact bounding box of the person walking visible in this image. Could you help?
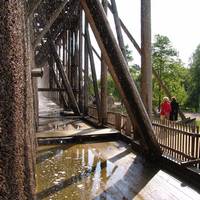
[160,97,171,120]
[170,96,179,121]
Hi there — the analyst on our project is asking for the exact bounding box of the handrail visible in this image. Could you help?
[87,106,200,170]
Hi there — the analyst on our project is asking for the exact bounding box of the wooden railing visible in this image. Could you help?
[153,119,200,167]
[88,106,200,170]
[88,106,134,137]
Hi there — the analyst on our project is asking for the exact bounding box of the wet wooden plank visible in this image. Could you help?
[36,141,200,200]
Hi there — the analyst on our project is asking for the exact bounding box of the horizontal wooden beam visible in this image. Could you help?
[31,68,44,77]
[38,88,66,92]
[181,159,200,167]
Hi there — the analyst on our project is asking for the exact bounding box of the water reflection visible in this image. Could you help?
[36,143,116,200]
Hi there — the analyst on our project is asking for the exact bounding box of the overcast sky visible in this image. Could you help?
[115,0,200,65]
[90,0,200,78]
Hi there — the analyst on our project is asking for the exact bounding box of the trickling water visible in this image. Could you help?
[36,143,116,200]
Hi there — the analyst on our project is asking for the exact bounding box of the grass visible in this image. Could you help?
[196,120,200,127]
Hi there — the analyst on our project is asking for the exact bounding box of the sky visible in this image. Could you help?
[90,0,200,79]
[115,0,200,65]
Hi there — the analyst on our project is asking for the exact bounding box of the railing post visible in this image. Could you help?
[126,117,132,137]
[115,113,121,131]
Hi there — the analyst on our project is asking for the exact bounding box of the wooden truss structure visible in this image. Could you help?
[29,0,165,156]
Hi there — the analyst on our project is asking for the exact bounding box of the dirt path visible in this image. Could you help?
[184,112,200,120]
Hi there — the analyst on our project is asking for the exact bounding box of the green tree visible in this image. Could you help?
[106,45,140,101]
[187,44,200,111]
[152,34,188,110]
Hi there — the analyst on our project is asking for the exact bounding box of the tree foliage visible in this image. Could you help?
[106,45,140,101]
[152,34,188,109]
[186,44,200,111]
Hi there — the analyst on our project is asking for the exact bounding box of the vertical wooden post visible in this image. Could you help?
[79,10,84,113]
[71,31,75,86]
[85,28,101,121]
[111,0,127,61]
[49,39,80,115]
[48,54,68,108]
[68,30,72,84]
[115,113,121,131]
[80,0,161,157]
[49,55,54,90]
[74,31,79,100]
[126,117,132,137]
[63,30,67,71]
[141,0,152,117]
[58,39,62,105]
[101,0,108,125]
[84,20,89,115]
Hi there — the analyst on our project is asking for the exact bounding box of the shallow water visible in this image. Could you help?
[36,143,117,200]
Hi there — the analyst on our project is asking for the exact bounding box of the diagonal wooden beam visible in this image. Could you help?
[80,0,161,157]
[49,39,80,115]
[107,1,186,120]
[28,0,43,17]
[110,0,127,61]
[34,0,79,66]
[85,27,101,121]
[107,2,141,55]
[47,55,68,108]
[33,0,68,49]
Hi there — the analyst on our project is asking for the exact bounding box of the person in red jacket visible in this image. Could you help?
[160,97,171,120]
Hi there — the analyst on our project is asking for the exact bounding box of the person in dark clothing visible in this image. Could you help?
[170,96,179,121]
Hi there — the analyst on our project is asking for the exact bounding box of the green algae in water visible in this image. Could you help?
[36,143,116,200]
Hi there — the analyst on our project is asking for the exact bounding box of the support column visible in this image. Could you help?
[85,28,101,122]
[79,10,84,113]
[84,20,89,115]
[80,0,161,157]
[141,0,152,117]
[101,0,108,125]
[0,1,35,199]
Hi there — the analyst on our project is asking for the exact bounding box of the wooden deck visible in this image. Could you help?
[36,96,200,199]
[36,140,200,200]
[37,120,118,139]
[37,95,119,143]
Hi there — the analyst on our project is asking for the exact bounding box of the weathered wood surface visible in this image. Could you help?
[100,0,108,125]
[80,0,161,157]
[153,119,200,169]
[85,27,101,121]
[47,55,68,108]
[34,0,78,67]
[111,0,127,61]
[38,88,66,92]
[36,141,200,199]
[31,68,44,77]
[49,39,80,115]
[141,0,152,116]
[79,10,84,113]
[28,0,42,17]
[107,1,186,120]
[33,0,69,49]
[88,106,200,171]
